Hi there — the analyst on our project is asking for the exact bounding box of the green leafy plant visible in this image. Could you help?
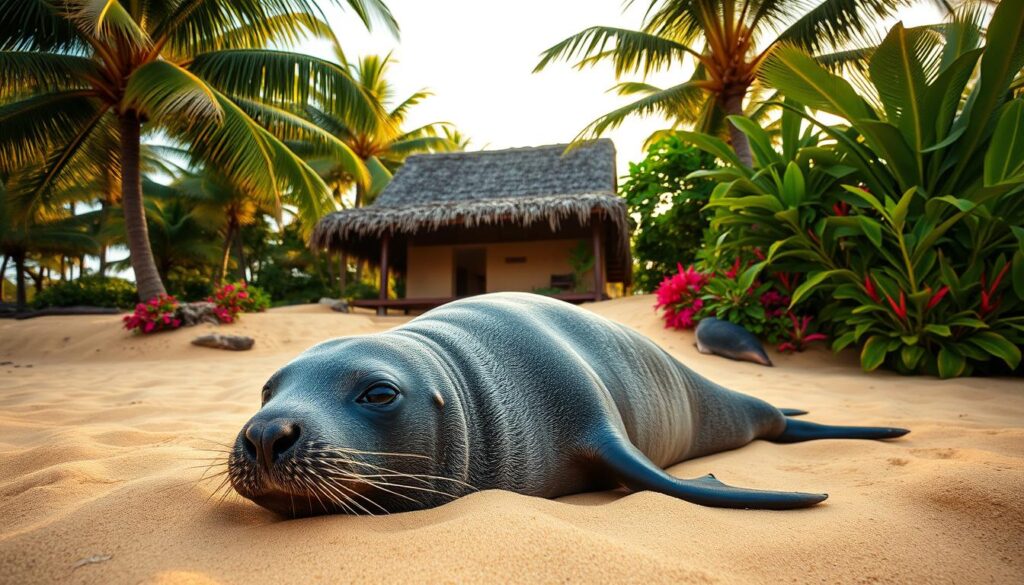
[33,276,137,309]
[568,241,595,293]
[687,3,1024,377]
[620,136,716,292]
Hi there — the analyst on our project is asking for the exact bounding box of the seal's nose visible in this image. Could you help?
[244,419,302,470]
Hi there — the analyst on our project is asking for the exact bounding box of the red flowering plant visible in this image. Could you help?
[207,281,270,324]
[123,294,182,334]
[654,264,708,329]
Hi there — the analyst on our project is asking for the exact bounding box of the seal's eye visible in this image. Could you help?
[358,385,399,406]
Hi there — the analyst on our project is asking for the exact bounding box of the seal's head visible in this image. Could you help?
[228,335,459,517]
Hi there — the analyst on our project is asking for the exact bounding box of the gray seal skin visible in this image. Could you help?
[695,317,773,366]
[228,292,908,517]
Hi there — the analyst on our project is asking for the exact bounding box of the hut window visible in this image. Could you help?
[505,256,527,264]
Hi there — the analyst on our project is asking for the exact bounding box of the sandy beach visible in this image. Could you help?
[1,295,1021,584]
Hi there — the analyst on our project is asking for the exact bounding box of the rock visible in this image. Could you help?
[191,334,254,351]
[318,297,350,313]
[176,302,221,326]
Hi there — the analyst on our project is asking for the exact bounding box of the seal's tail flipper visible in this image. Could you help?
[594,439,827,510]
[773,418,909,443]
[778,408,808,417]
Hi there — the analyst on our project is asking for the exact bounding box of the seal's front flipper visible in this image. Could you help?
[779,408,808,417]
[773,418,909,443]
[594,440,827,510]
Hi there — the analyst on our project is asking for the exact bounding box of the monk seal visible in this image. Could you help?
[228,292,907,516]
[695,317,773,366]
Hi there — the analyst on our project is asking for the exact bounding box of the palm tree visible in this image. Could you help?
[164,168,273,284]
[0,0,395,301]
[1,183,95,310]
[301,53,462,208]
[535,0,908,166]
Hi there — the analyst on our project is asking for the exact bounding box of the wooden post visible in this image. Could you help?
[591,213,604,302]
[378,234,390,316]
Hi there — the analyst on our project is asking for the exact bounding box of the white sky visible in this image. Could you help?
[315,0,945,177]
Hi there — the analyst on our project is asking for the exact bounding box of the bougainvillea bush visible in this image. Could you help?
[654,258,826,352]
[677,4,1024,377]
[207,282,269,323]
[123,294,182,334]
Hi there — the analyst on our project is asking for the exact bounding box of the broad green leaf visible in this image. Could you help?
[924,324,952,337]
[759,45,873,122]
[891,187,916,231]
[1013,251,1024,300]
[901,344,925,371]
[781,162,805,208]
[858,216,883,247]
[841,185,888,217]
[934,195,976,212]
[969,331,1022,369]
[869,23,930,151]
[984,99,1024,186]
[727,115,780,167]
[674,130,748,171]
[790,270,838,307]
[738,262,766,291]
[952,0,1024,187]
[937,347,966,378]
[833,331,857,352]
[857,119,921,188]
[861,335,889,371]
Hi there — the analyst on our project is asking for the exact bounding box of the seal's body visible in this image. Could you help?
[695,317,774,366]
[229,293,907,516]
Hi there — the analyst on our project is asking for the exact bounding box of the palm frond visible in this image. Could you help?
[0,51,97,98]
[188,49,390,136]
[535,26,697,77]
[774,0,908,54]
[124,59,222,126]
[389,89,433,125]
[0,90,102,172]
[0,0,83,51]
[65,0,151,50]
[579,79,712,139]
[231,97,369,188]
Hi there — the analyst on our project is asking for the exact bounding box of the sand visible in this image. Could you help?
[0,295,1021,584]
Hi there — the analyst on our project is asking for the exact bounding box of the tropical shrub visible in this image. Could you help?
[684,3,1024,377]
[207,282,268,323]
[123,295,181,334]
[654,260,825,351]
[343,280,380,302]
[621,137,716,292]
[33,277,137,309]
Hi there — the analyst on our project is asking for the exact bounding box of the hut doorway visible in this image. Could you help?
[454,247,486,297]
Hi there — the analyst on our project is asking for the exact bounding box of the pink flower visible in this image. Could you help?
[654,264,709,330]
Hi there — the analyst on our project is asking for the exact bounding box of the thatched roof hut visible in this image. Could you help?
[311,139,631,313]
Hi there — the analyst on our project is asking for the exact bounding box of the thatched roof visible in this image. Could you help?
[310,140,631,282]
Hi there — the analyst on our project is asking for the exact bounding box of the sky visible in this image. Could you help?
[314,0,946,177]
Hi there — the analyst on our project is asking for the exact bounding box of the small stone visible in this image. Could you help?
[176,302,222,326]
[191,334,254,351]
[319,297,350,313]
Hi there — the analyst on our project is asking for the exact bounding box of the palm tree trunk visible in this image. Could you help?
[0,254,7,301]
[234,231,247,283]
[722,88,753,168]
[339,252,348,297]
[119,111,167,301]
[217,217,236,284]
[14,250,27,310]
